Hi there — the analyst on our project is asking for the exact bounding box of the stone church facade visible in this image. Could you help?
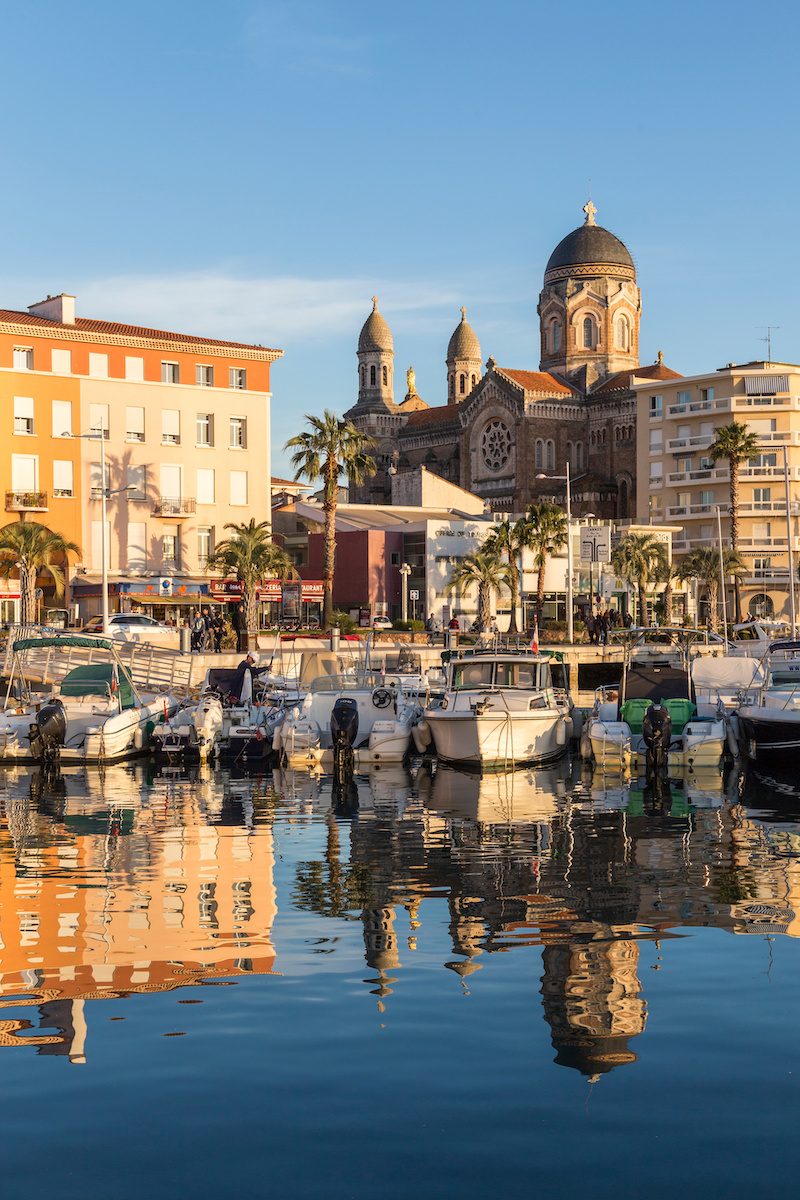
[345,204,682,519]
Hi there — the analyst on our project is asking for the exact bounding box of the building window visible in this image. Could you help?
[535,439,543,468]
[390,552,400,566]
[545,439,555,470]
[753,557,771,579]
[753,487,771,509]
[53,460,74,498]
[471,374,476,387]
[459,374,466,394]
[197,413,213,446]
[549,320,561,352]
[125,356,145,381]
[51,348,72,373]
[448,373,454,397]
[52,400,72,438]
[650,394,663,417]
[14,396,34,435]
[750,452,777,469]
[90,461,111,498]
[197,469,215,504]
[90,403,109,438]
[13,347,33,370]
[676,491,690,513]
[229,368,247,390]
[677,457,692,473]
[162,410,180,445]
[162,527,180,568]
[677,390,690,406]
[162,361,180,384]
[89,353,109,378]
[230,417,247,449]
[575,442,583,469]
[126,407,145,442]
[360,367,365,388]
[753,522,771,540]
[615,318,629,350]
[382,365,388,386]
[650,461,663,486]
[700,387,714,403]
[197,526,213,569]
[651,495,663,513]
[699,490,714,508]
[230,470,248,505]
[197,364,214,387]
[583,317,594,349]
[370,365,376,386]
[126,464,146,501]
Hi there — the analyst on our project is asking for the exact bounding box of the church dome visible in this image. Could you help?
[544,204,636,286]
[447,307,481,363]
[358,297,393,352]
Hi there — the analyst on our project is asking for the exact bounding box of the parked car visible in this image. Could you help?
[82,614,177,646]
[372,616,392,629]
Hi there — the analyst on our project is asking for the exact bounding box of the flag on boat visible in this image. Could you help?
[530,620,539,654]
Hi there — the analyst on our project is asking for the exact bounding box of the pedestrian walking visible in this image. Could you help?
[211,612,225,653]
[191,612,205,652]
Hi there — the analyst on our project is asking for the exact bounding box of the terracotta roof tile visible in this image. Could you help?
[593,362,683,394]
[404,404,461,428]
[0,307,281,356]
[497,368,575,395]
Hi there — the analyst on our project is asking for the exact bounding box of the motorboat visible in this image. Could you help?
[735,639,800,762]
[0,635,178,764]
[583,663,726,773]
[274,671,425,766]
[151,689,224,762]
[422,652,569,768]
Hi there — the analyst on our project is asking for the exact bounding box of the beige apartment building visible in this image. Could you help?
[635,361,800,622]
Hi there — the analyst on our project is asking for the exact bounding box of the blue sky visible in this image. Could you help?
[2,0,799,474]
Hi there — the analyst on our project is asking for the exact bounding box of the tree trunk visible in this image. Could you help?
[507,551,519,634]
[322,460,337,631]
[536,564,546,626]
[663,580,673,624]
[243,584,258,635]
[730,458,741,622]
[477,583,490,632]
[638,581,647,626]
[20,565,36,626]
[707,579,719,632]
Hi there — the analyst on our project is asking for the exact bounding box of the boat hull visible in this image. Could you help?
[427,708,565,767]
[737,708,800,761]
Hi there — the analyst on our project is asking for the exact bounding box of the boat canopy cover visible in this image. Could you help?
[768,640,800,653]
[692,657,764,689]
[14,635,115,652]
[298,651,340,686]
[624,666,692,703]
[60,664,136,709]
[205,666,253,704]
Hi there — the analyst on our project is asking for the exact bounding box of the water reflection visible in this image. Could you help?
[2,756,800,1078]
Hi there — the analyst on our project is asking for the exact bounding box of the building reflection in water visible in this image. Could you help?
[0,764,277,1060]
[3,756,800,1077]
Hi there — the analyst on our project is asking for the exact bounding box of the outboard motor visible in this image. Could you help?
[29,699,67,770]
[331,697,359,783]
[642,703,672,776]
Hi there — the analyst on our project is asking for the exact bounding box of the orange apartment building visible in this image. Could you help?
[0,293,282,623]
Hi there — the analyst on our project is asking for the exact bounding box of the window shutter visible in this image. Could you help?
[197,469,215,504]
[14,396,34,419]
[230,471,248,505]
[90,404,109,434]
[52,400,72,437]
[127,523,147,570]
[53,460,73,493]
[126,406,145,435]
[162,410,180,437]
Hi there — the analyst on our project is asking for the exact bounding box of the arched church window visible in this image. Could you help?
[616,318,629,351]
[566,440,573,467]
[576,442,583,469]
[360,367,365,388]
[471,374,476,387]
[546,440,555,469]
[620,480,629,518]
[459,374,466,394]
[370,365,376,386]
[449,373,454,397]
[382,365,387,385]
[590,432,596,446]
[535,439,543,468]
[583,316,594,349]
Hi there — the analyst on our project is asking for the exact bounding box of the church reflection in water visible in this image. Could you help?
[1,757,799,1075]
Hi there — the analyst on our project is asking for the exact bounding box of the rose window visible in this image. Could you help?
[481,420,512,471]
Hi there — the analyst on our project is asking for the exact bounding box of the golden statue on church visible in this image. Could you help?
[406,366,418,397]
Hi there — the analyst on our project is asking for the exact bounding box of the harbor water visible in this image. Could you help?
[2,757,800,1199]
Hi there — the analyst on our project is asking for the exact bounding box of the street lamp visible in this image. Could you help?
[399,562,411,623]
[67,427,134,633]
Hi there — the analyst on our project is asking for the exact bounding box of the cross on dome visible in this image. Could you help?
[583,200,597,226]
[461,306,467,319]
[372,296,379,310]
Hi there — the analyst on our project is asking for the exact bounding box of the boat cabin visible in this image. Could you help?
[448,657,553,692]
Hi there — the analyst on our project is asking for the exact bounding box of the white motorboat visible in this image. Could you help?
[734,638,800,763]
[583,662,726,773]
[0,635,178,765]
[274,671,425,765]
[423,653,569,768]
[151,690,225,762]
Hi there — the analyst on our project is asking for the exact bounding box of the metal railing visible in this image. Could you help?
[6,490,48,511]
[152,496,197,516]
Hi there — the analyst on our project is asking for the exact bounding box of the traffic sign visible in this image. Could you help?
[580,526,611,563]
[409,590,419,600]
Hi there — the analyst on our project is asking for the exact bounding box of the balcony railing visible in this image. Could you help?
[152,496,196,517]
[6,490,48,512]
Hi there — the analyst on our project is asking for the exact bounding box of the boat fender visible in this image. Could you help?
[726,726,739,758]
[556,718,567,746]
[570,708,583,740]
[580,726,593,761]
[134,728,144,750]
[412,720,432,753]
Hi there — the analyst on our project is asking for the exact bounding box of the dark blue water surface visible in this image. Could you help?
[2,758,800,1199]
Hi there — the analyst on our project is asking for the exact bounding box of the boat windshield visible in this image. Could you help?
[308,672,388,694]
[451,661,546,690]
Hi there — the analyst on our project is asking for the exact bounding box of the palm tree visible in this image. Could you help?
[611,532,668,626]
[445,550,510,632]
[0,522,81,626]
[526,502,568,627]
[285,411,377,629]
[483,516,535,634]
[676,547,747,632]
[206,520,294,636]
[657,560,680,626]
[709,422,760,622]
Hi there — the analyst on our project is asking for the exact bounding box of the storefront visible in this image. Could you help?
[0,580,21,627]
[72,578,219,625]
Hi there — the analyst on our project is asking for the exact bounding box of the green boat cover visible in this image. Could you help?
[60,663,136,709]
[14,635,115,652]
[619,698,651,734]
